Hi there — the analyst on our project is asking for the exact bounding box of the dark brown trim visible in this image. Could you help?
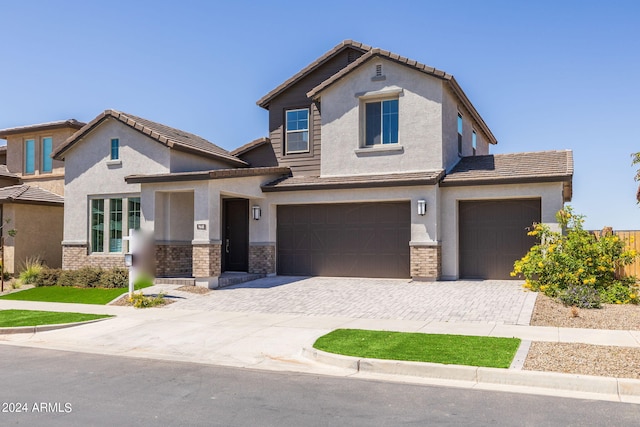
[126,167,291,184]
[440,174,573,187]
[0,200,63,207]
[262,176,442,192]
[0,119,85,138]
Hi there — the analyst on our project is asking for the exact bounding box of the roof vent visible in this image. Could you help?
[371,64,385,81]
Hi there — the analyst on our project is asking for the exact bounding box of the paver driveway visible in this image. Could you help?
[167,277,537,325]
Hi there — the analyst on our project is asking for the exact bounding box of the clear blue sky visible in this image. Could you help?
[1,0,638,230]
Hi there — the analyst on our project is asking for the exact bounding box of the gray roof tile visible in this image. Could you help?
[0,184,63,205]
[53,110,247,167]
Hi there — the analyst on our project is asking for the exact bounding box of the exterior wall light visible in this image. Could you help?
[252,205,261,220]
[417,199,427,216]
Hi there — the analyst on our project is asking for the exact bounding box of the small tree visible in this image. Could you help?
[0,218,17,292]
[512,206,638,307]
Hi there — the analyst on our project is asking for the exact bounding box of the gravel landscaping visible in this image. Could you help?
[525,292,640,378]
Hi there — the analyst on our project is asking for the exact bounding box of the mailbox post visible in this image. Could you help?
[123,229,136,298]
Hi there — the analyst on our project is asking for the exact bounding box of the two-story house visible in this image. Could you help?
[52,40,572,287]
[0,119,85,273]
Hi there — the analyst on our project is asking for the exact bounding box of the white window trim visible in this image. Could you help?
[89,194,141,254]
[285,108,310,154]
[359,93,401,148]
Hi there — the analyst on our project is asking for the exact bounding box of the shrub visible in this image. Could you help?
[18,256,44,285]
[57,266,104,288]
[558,285,601,309]
[129,292,165,308]
[514,206,638,307]
[34,268,62,287]
[99,268,129,288]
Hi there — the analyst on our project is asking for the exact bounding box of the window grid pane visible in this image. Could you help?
[111,138,119,160]
[109,199,123,252]
[42,137,53,172]
[382,100,398,144]
[91,199,105,253]
[285,109,309,153]
[128,197,141,231]
[365,102,381,146]
[25,139,35,174]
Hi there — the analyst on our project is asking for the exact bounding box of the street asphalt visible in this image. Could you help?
[1,277,640,404]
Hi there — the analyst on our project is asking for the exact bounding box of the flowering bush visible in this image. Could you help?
[512,206,638,307]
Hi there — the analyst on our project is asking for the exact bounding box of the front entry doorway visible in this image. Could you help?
[222,199,249,272]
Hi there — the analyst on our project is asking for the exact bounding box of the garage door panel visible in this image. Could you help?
[459,199,540,280]
[277,203,410,278]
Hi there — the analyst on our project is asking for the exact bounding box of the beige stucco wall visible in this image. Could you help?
[439,182,565,280]
[318,58,445,177]
[62,119,171,243]
[2,203,63,273]
[5,127,74,178]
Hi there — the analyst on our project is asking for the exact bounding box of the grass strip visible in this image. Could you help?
[0,283,150,305]
[313,329,521,368]
[0,309,112,327]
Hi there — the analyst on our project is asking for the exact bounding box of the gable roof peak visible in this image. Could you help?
[52,109,247,167]
[256,40,371,109]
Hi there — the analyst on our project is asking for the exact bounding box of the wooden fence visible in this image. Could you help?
[591,230,640,280]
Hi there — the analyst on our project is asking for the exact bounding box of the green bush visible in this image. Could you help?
[99,268,129,288]
[513,206,639,307]
[34,269,62,287]
[74,267,103,288]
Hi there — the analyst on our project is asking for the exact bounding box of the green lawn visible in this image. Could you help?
[0,309,112,327]
[0,283,150,305]
[313,329,521,368]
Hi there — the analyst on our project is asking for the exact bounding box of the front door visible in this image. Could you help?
[223,199,249,272]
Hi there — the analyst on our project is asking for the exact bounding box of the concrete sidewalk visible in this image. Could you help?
[2,298,640,403]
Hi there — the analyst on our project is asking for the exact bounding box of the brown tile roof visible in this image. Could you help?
[0,119,85,138]
[230,137,270,157]
[441,150,574,201]
[125,166,291,184]
[0,165,19,181]
[52,110,247,167]
[306,47,497,145]
[0,184,63,206]
[256,40,371,109]
[261,170,444,192]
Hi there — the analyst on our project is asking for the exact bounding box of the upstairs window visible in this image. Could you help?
[110,138,120,160]
[365,99,398,146]
[457,113,463,156]
[25,139,35,174]
[285,109,309,153]
[42,137,53,172]
[472,131,477,156]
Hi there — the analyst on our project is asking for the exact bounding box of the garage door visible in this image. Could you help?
[277,202,410,278]
[459,199,540,279]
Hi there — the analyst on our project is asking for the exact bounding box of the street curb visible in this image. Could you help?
[302,347,640,399]
[0,317,113,335]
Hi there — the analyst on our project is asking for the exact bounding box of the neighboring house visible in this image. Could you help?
[52,40,573,286]
[0,119,85,273]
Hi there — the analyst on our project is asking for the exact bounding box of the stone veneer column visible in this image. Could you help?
[410,244,441,281]
[155,242,193,277]
[248,243,276,275]
[192,242,221,287]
